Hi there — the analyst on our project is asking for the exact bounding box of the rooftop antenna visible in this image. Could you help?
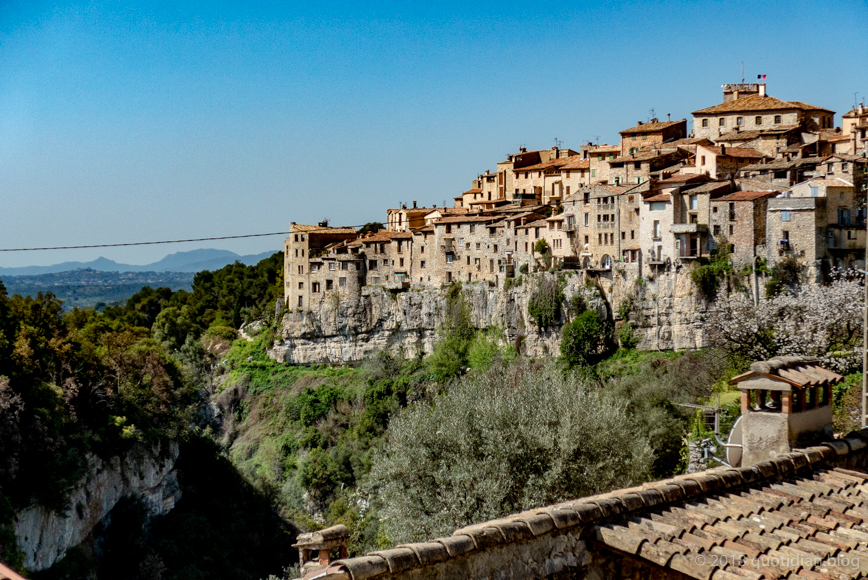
[554,137,563,148]
[856,92,860,108]
[741,61,744,83]
[649,108,656,121]
[593,135,600,146]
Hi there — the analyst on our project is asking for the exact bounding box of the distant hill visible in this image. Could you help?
[0,249,277,276]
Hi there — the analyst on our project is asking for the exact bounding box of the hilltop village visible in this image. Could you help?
[284,83,868,311]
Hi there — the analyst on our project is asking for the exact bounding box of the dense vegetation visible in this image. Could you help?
[2,248,863,579]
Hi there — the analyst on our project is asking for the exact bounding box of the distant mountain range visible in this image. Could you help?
[0,248,277,276]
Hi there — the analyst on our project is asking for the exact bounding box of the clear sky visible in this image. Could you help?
[1,0,866,267]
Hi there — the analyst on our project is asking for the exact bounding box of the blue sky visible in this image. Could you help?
[1,0,866,267]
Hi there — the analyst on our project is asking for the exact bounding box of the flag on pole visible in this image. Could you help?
[757,74,767,79]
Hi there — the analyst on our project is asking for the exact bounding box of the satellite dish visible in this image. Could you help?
[726,415,743,467]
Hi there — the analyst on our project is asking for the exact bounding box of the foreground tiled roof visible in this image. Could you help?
[560,157,590,170]
[693,95,833,115]
[321,429,868,580]
[715,126,801,142]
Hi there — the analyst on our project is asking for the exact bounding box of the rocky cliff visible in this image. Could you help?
[269,266,715,365]
[15,442,181,572]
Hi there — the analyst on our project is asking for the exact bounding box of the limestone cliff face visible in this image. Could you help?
[15,442,181,572]
[269,268,713,365]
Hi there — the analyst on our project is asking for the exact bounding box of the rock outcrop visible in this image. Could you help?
[15,442,181,572]
[269,267,714,365]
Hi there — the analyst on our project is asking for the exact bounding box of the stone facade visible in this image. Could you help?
[619,118,687,156]
[709,191,775,266]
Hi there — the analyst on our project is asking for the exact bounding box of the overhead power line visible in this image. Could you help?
[0,226,370,252]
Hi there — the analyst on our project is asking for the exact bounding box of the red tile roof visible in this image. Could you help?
[619,119,685,135]
[713,191,779,202]
[560,157,590,170]
[700,145,767,159]
[693,94,833,114]
[643,193,670,202]
[462,188,482,194]
[434,215,501,225]
[513,156,578,173]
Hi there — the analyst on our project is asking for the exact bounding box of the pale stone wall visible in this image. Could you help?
[694,110,801,141]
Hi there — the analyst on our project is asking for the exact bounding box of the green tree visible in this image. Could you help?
[561,310,609,366]
[366,361,654,544]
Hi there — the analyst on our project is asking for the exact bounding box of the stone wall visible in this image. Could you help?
[270,267,713,365]
[14,442,181,572]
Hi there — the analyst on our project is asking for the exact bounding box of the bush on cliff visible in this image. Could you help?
[364,360,654,544]
[527,276,564,327]
[560,310,609,367]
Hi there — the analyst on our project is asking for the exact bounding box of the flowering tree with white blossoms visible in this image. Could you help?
[707,271,863,373]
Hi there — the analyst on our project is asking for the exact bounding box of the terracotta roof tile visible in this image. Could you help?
[700,145,768,159]
[291,224,357,234]
[714,125,801,141]
[619,119,686,135]
[713,191,778,202]
[560,157,590,170]
[693,95,833,115]
[513,156,578,173]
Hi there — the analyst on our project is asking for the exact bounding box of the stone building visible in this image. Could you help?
[618,118,687,155]
[387,202,433,232]
[695,144,767,179]
[430,215,507,285]
[510,147,581,204]
[692,83,834,141]
[607,148,690,186]
[349,230,415,289]
[842,103,868,152]
[284,223,359,311]
[581,143,621,185]
[709,190,777,266]
[558,156,591,197]
[713,125,801,158]
[737,157,823,188]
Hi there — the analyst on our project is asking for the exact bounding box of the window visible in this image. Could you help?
[713,225,721,235]
[650,202,666,211]
[326,279,333,291]
[782,230,789,241]
[701,119,708,127]
[329,262,335,271]
[839,208,851,226]
[339,277,346,288]
[341,261,348,270]
[466,255,470,265]
[719,118,725,127]
[294,234,299,242]
[446,254,453,263]
[369,260,377,270]
[774,115,781,124]
[372,276,381,284]
[297,296,303,307]
[383,259,388,267]
[701,155,706,166]
[729,225,734,236]
[653,220,661,239]
[810,186,819,197]
[298,265,304,274]
[591,169,596,177]
[399,258,404,267]
[445,224,452,234]
[312,282,320,293]
[781,211,791,222]
[469,225,475,233]
[755,116,762,125]
[420,260,426,268]
[476,242,481,250]
[736,117,743,126]
[634,161,641,170]
[459,237,464,246]
[690,195,698,210]
[621,231,626,240]
[298,282,304,289]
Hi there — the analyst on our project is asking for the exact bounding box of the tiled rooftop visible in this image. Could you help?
[593,466,868,579]
[620,119,686,135]
[701,145,768,159]
[693,95,833,115]
[714,191,779,202]
[291,224,358,234]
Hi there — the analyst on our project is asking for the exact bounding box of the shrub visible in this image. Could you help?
[568,292,587,317]
[561,310,609,367]
[519,264,529,275]
[428,288,474,380]
[365,361,653,544]
[618,322,639,349]
[534,239,550,254]
[527,277,564,327]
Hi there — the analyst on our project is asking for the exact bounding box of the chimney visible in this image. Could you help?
[860,103,865,115]
[720,144,726,155]
[650,118,658,124]
[731,357,840,467]
[413,200,417,208]
[733,89,739,100]
[759,83,766,98]
[637,121,643,126]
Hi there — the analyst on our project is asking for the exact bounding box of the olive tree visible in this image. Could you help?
[365,361,654,544]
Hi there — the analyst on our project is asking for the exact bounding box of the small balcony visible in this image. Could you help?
[564,222,577,232]
[671,223,708,235]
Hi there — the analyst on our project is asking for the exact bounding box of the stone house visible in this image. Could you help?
[709,190,777,266]
[581,143,621,185]
[618,118,687,155]
[430,215,509,285]
[347,230,415,289]
[284,223,359,311]
[617,182,649,266]
[542,214,572,264]
[578,184,634,270]
[813,155,867,195]
[514,218,550,271]
[695,143,767,179]
[423,207,470,225]
[842,103,868,152]
[692,83,834,141]
[713,125,801,158]
[558,156,591,197]
[737,157,823,188]
[511,149,581,204]
[387,202,433,231]
[607,148,689,186]
[453,187,482,209]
